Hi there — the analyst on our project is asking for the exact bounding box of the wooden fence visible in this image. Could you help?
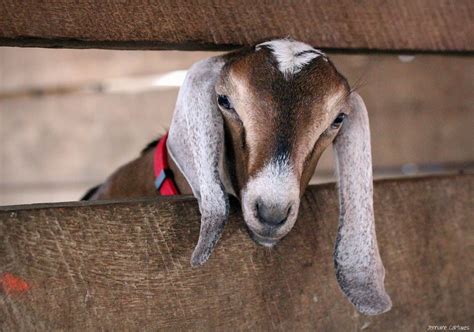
[0,0,473,52]
[1,175,473,330]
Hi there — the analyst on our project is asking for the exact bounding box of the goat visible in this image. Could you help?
[84,39,391,315]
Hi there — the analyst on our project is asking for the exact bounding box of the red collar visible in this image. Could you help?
[153,132,179,195]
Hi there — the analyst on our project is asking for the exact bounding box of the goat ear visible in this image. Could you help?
[168,56,229,267]
[332,92,392,315]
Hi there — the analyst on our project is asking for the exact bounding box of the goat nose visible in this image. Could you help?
[256,201,290,226]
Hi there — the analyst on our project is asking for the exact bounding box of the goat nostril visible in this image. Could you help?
[256,202,290,226]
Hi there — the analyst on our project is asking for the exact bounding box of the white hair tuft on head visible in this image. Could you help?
[256,39,325,78]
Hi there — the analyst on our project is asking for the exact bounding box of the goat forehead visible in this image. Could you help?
[228,54,337,109]
[224,43,348,177]
[255,39,325,78]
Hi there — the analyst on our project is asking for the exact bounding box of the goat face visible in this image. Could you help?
[168,39,391,315]
[215,42,350,246]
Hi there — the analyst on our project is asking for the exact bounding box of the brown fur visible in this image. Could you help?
[88,146,192,200]
[217,47,350,198]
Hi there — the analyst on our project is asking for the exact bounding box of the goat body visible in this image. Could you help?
[85,141,191,200]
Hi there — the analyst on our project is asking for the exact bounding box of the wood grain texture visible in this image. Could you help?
[0,0,473,52]
[0,175,473,330]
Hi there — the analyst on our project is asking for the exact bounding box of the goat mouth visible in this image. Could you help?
[248,229,279,248]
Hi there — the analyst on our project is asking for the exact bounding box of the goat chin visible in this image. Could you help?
[247,229,279,248]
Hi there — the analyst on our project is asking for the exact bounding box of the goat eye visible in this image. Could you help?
[331,113,346,129]
[217,95,233,110]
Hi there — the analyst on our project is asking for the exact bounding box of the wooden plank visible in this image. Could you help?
[0,90,177,185]
[0,0,473,52]
[0,47,216,93]
[1,175,472,330]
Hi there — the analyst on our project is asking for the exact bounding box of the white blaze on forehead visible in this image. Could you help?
[256,39,325,78]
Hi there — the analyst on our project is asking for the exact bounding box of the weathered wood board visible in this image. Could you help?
[1,0,473,52]
[0,175,472,330]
